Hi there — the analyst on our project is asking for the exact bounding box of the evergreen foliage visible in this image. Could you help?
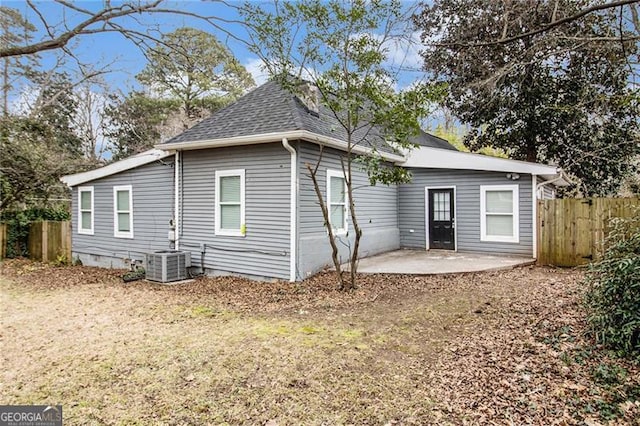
[585,211,640,359]
[415,0,639,196]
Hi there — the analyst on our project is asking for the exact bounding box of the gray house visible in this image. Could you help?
[62,81,568,281]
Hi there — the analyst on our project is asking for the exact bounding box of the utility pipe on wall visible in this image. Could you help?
[174,151,180,251]
[282,138,297,282]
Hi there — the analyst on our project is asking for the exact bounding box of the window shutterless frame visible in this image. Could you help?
[326,169,348,235]
[480,184,519,243]
[215,169,246,237]
[113,185,134,238]
[77,186,94,235]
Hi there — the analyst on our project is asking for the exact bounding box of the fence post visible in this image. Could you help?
[0,223,6,260]
[63,221,71,262]
[42,221,49,262]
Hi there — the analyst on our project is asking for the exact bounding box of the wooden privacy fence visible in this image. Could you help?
[537,198,638,267]
[27,221,72,263]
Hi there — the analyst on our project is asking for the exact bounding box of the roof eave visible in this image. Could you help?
[159,130,406,163]
[60,149,173,187]
[398,146,565,181]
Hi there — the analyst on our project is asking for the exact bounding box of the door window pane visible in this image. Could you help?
[433,191,450,221]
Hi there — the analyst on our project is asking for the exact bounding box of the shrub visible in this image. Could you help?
[584,210,640,359]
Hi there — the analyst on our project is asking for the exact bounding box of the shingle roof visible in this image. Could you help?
[162,80,458,153]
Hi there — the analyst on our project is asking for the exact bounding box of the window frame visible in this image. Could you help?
[113,185,134,239]
[480,184,519,243]
[215,169,246,237]
[326,169,348,235]
[77,186,94,235]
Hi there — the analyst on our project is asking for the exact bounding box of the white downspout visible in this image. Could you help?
[532,174,537,260]
[282,138,297,282]
[174,151,180,251]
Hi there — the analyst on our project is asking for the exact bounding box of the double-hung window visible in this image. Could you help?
[480,184,519,243]
[113,185,133,238]
[327,169,347,234]
[78,186,94,235]
[215,169,245,236]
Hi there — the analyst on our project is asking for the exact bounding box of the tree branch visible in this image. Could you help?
[0,0,249,59]
[434,0,639,48]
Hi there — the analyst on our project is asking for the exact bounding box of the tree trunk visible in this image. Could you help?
[343,154,361,290]
[2,58,8,116]
[306,160,346,290]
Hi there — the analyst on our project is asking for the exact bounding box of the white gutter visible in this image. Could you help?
[159,130,405,163]
[282,138,297,282]
[536,172,571,193]
[174,151,180,251]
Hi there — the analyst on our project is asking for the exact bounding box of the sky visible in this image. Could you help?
[4,0,426,97]
[2,0,435,158]
[4,1,265,92]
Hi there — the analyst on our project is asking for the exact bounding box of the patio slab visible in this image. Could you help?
[355,249,535,275]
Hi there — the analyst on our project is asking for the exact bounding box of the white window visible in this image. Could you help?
[215,169,245,237]
[113,185,133,238]
[480,184,519,243]
[327,169,348,234]
[78,186,94,235]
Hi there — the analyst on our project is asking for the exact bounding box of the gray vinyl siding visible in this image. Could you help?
[399,169,534,256]
[179,144,290,280]
[71,160,174,267]
[297,142,400,278]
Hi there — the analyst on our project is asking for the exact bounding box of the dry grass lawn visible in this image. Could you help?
[1,260,638,425]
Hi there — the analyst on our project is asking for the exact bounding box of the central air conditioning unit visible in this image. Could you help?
[145,250,191,283]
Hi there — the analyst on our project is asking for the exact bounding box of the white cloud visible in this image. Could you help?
[244,57,269,86]
[382,31,424,71]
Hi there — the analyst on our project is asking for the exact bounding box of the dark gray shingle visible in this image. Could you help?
[163,80,458,153]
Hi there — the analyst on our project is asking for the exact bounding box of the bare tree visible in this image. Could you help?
[0,1,244,60]
[73,82,109,163]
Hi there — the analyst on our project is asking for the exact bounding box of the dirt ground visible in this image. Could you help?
[1,260,638,425]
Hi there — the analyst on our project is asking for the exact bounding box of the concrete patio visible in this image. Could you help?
[355,249,535,275]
